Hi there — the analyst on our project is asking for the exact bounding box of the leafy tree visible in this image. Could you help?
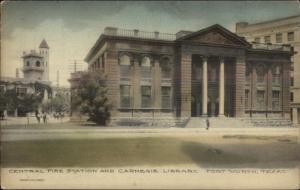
[50,93,70,113]
[74,70,111,125]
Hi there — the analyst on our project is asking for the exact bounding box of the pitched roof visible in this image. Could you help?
[39,39,49,49]
[176,24,251,47]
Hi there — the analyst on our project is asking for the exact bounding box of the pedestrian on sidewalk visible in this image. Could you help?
[206,118,210,130]
[42,112,47,124]
[35,110,41,123]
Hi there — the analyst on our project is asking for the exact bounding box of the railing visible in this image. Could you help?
[104,27,176,41]
[118,108,174,117]
[251,42,292,51]
[245,110,284,118]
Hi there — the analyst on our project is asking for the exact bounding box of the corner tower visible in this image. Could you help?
[39,39,50,81]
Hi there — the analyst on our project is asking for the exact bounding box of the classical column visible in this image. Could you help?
[219,57,225,117]
[202,56,208,116]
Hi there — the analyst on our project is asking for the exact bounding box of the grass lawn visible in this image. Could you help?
[1,136,299,168]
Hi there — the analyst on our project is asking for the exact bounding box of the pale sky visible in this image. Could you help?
[1,1,300,87]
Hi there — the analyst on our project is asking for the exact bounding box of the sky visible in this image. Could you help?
[1,1,300,87]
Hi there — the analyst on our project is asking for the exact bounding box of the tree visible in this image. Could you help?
[74,70,111,125]
[50,93,70,113]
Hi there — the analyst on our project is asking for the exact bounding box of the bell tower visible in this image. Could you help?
[39,39,49,81]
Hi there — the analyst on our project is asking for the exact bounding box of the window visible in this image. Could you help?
[264,36,271,43]
[291,77,294,87]
[36,61,41,67]
[256,64,266,84]
[141,86,151,108]
[141,57,151,79]
[287,32,294,41]
[120,85,131,108]
[16,87,27,96]
[245,89,250,109]
[276,33,282,43]
[291,92,294,102]
[160,57,172,79]
[272,91,280,110]
[161,86,171,109]
[254,37,260,43]
[256,90,265,110]
[272,65,281,86]
[26,61,30,67]
[119,55,131,79]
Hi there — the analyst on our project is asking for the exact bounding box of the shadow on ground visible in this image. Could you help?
[2,137,299,168]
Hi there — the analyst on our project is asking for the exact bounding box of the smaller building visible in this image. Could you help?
[236,14,300,124]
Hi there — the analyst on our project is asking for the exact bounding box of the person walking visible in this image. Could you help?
[36,110,41,123]
[42,112,47,124]
[206,118,210,130]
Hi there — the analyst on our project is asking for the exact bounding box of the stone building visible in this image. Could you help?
[84,24,293,124]
[0,39,51,116]
[22,39,50,82]
[236,14,300,124]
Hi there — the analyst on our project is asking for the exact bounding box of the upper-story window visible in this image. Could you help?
[160,57,172,79]
[256,64,266,84]
[36,61,41,67]
[141,56,151,79]
[26,61,30,67]
[276,33,282,43]
[272,65,281,86]
[287,32,294,42]
[264,36,271,44]
[16,87,27,96]
[254,37,260,43]
[119,54,131,79]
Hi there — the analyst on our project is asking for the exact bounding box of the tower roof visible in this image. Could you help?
[39,39,49,49]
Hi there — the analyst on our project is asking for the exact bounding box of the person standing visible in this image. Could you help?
[42,112,47,124]
[206,118,210,130]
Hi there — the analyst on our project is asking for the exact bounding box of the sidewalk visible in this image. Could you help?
[0,116,70,126]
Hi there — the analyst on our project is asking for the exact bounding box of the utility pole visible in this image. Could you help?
[68,60,84,73]
[56,70,59,87]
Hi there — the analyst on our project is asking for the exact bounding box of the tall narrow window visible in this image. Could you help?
[119,55,131,79]
[272,91,280,110]
[26,61,30,67]
[264,36,271,43]
[161,86,171,109]
[141,86,151,108]
[256,90,265,110]
[276,33,282,43]
[120,85,131,108]
[287,32,294,41]
[160,57,172,79]
[272,65,281,86]
[256,64,266,84]
[141,57,151,79]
